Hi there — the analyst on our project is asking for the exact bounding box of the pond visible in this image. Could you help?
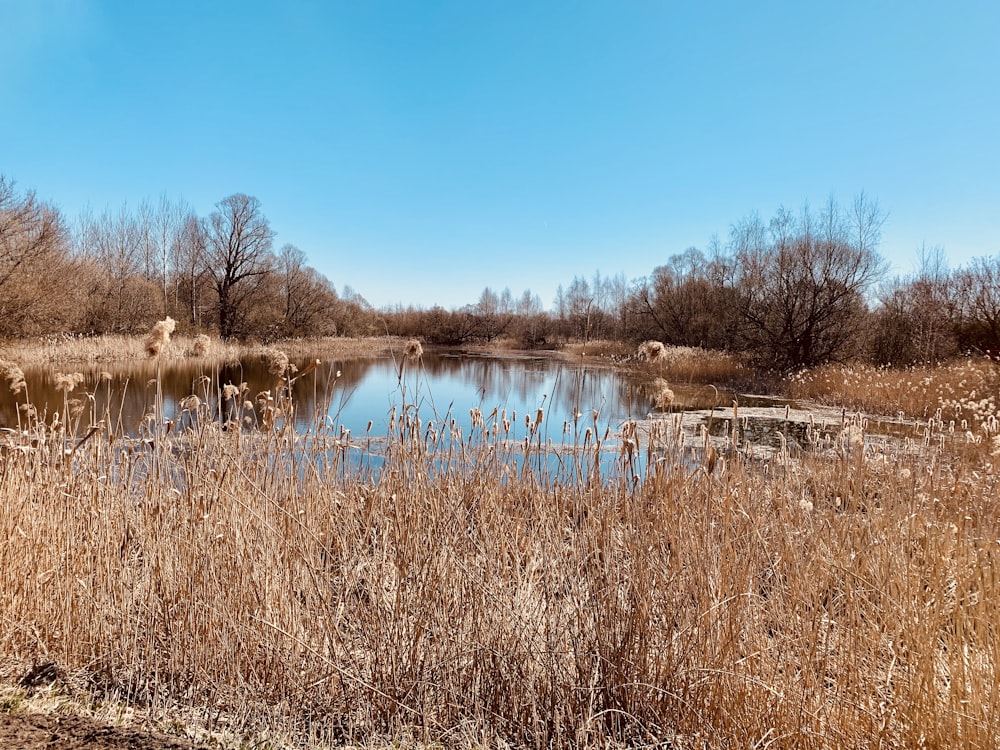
[0,350,926,475]
[0,351,659,441]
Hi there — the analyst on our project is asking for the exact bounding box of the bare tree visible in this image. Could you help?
[335,286,376,336]
[547,285,564,340]
[565,276,594,341]
[278,243,339,336]
[517,289,544,317]
[201,194,275,338]
[138,195,190,315]
[605,272,631,340]
[956,254,1000,356]
[513,288,549,347]
[0,176,74,335]
[77,203,159,332]
[731,196,887,369]
[172,215,211,328]
[474,286,515,341]
[137,198,157,284]
[632,247,738,349]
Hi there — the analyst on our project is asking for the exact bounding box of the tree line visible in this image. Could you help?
[385,195,1000,369]
[0,177,375,341]
[3,176,998,369]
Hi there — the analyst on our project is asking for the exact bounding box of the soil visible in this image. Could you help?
[0,711,212,750]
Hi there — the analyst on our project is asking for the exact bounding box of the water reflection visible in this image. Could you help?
[0,353,648,439]
[1,353,925,484]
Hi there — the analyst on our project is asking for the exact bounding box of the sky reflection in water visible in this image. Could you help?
[1,353,650,442]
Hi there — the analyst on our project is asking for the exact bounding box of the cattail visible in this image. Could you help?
[405,339,423,359]
[0,360,26,395]
[54,372,84,393]
[192,333,211,357]
[638,340,668,363]
[705,444,718,475]
[651,377,675,409]
[296,358,321,379]
[145,317,176,358]
[222,383,240,400]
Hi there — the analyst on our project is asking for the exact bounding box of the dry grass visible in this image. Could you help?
[562,341,748,388]
[0,334,402,366]
[621,343,751,407]
[562,339,634,359]
[638,344,748,386]
[787,357,1000,426]
[0,353,999,748]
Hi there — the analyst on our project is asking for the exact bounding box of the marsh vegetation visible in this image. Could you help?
[1,329,999,748]
[4,172,1000,747]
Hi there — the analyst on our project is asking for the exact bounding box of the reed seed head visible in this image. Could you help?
[263,348,290,377]
[0,359,27,395]
[68,398,85,419]
[842,423,865,451]
[405,339,424,359]
[54,372,84,393]
[638,340,668,363]
[651,377,675,408]
[179,395,202,411]
[145,317,176,358]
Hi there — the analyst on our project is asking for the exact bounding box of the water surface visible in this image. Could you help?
[0,352,652,440]
[0,350,929,476]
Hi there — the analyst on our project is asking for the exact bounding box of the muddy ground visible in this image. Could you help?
[0,711,211,750]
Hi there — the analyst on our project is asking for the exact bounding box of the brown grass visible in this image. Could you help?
[624,343,750,390]
[560,340,749,388]
[0,354,998,748]
[563,339,634,359]
[0,334,402,366]
[786,357,1000,424]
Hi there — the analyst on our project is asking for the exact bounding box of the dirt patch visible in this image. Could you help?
[0,711,211,750]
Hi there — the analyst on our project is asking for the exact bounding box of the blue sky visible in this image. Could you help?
[2,1,998,309]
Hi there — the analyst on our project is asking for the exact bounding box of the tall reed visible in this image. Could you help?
[0,353,997,749]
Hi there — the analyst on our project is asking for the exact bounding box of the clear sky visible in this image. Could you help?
[2,1,998,309]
